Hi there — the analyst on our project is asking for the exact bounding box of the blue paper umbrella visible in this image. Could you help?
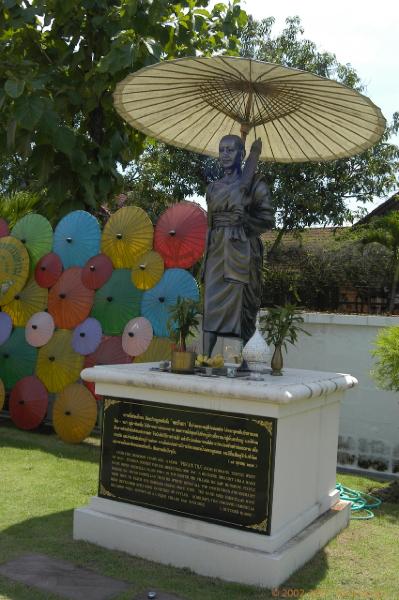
[91,269,143,335]
[0,312,13,345]
[53,211,101,269]
[72,317,102,355]
[141,268,199,337]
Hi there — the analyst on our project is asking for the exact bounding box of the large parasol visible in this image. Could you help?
[25,311,55,347]
[0,236,30,306]
[34,252,63,288]
[72,317,102,355]
[154,201,207,268]
[131,250,164,290]
[101,206,153,268]
[141,268,199,337]
[53,383,97,443]
[0,327,37,389]
[113,56,385,162]
[9,375,48,430]
[11,214,53,267]
[122,317,153,357]
[84,335,131,398]
[36,329,84,393]
[90,269,142,335]
[81,254,113,290]
[53,210,101,269]
[2,277,48,326]
[48,267,94,329]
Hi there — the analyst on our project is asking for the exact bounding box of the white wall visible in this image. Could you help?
[283,313,399,476]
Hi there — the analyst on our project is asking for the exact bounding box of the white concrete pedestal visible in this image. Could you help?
[76,364,356,588]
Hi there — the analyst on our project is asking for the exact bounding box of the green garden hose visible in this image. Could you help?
[336,483,382,519]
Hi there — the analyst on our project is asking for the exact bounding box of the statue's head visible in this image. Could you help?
[219,135,245,173]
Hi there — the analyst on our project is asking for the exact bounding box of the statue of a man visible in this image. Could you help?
[201,135,274,358]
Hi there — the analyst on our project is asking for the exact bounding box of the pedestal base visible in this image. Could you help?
[74,497,350,589]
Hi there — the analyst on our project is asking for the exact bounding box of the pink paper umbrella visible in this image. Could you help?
[9,375,48,430]
[0,218,10,238]
[25,312,55,347]
[72,318,102,355]
[122,317,153,357]
[0,312,13,345]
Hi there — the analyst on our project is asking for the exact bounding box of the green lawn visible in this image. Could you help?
[0,420,398,600]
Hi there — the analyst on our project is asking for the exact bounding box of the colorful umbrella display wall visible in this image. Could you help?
[0,200,205,442]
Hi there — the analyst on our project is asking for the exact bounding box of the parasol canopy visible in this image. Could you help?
[134,336,173,363]
[11,214,53,267]
[141,268,199,337]
[81,253,113,290]
[34,252,63,288]
[53,383,97,443]
[0,327,37,389]
[114,56,386,163]
[2,277,48,326]
[0,378,4,411]
[84,335,131,398]
[25,311,55,347]
[53,210,101,268]
[9,375,48,430]
[91,269,142,335]
[48,267,94,329]
[0,236,30,306]
[131,250,164,290]
[0,312,13,345]
[154,202,207,268]
[0,218,10,238]
[101,206,153,268]
[36,329,84,393]
[122,316,153,357]
[72,317,102,355]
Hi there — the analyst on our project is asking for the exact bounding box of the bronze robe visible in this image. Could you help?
[202,174,274,343]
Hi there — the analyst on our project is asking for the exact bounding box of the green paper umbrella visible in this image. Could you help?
[91,269,143,335]
[11,214,53,267]
[0,327,37,390]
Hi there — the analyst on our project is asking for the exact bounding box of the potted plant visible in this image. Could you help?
[259,304,310,376]
[167,296,201,374]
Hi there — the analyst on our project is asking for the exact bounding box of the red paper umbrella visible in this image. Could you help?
[9,375,48,430]
[48,267,94,329]
[122,317,153,357]
[0,218,9,238]
[35,252,63,288]
[81,253,113,290]
[84,336,131,399]
[154,201,207,268]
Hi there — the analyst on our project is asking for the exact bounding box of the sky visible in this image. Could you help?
[200,0,398,216]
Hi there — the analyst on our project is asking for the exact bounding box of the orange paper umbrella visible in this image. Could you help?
[2,277,48,326]
[36,329,84,393]
[101,206,153,268]
[0,378,5,412]
[25,311,55,347]
[154,201,207,268]
[35,252,63,288]
[53,383,97,443]
[122,317,153,357]
[48,267,94,329]
[0,236,30,306]
[131,250,164,290]
[81,254,113,290]
[9,375,48,430]
[11,214,53,267]
[134,336,173,363]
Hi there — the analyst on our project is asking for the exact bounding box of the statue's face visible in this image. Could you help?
[219,137,242,171]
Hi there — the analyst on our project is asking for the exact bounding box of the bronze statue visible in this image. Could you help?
[201,135,274,358]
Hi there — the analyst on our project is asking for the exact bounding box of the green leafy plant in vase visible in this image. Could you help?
[167,296,201,374]
[259,304,310,376]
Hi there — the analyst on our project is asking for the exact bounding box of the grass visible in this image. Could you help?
[0,419,398,600]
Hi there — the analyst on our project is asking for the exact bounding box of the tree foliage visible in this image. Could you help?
[0,0,247,218]
[371,326,399,392]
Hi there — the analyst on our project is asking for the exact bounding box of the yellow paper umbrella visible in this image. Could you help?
[53,383,97,443]
[101,206,153,268]
[0,237,30,306]
[0,378,5,412]
[134,336,173,363]
[36,330,84,393]
[2,277,48,326]
[131,250,164,290]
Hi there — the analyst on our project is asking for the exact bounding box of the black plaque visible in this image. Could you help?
[99,398,276,534]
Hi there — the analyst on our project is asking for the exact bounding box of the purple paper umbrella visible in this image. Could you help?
[0,312,13,345]
[72,317,102,355]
